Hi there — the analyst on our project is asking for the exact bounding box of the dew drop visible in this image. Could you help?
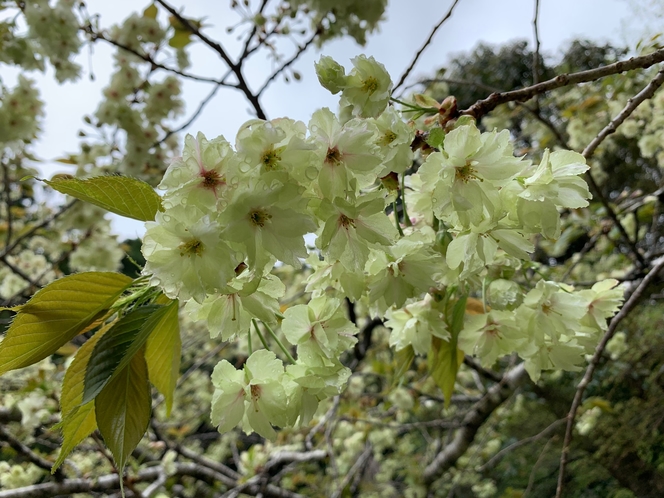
[239,161,251,173]
[305,166,318,180]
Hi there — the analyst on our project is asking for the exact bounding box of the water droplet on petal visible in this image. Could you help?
[305,166,318,180]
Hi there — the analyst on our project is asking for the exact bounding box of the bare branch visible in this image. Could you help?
[479,418,565,471]
[531,0,542,86]
[393,0,462,93]
[461,47,664,119]
[583,67,664,158]
[87,29,227,85]
[155,0,267,119]
[330,443,372,498]
[556,255,664,498]
[257,25,321,97]
[423,364,530,484]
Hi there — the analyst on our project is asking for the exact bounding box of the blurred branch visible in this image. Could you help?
[479,417,565,472]
[2,160,12,248]
[582,67,664,269]
[423,363,530,484]
[393,0,463,93]
[462,47,664,119]
[0,200,77,259]
[556,255,664,498]
[0,426,64,479]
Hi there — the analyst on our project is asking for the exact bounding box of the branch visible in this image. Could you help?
[479,418,565,471]
[582,68,664,269]
[555,255,664,498]
[256,25,321,97]
[422,364,530,484]
[88,29,226,84]
[0,426,63,479]
[582,67,664,158]
[461,47,664,119]
[0,200,77,259]
[2,160,12,248]
[393,0,462,94]
[155,0,267,119]
[531,0,542,87]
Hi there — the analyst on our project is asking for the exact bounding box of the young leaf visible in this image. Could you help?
[391,345,414,387]
[0,272,132,375]
[52,403,97,473]
[96,348,151,471]
[428,295,468,406]
[61,321,115,417]
[83,305,161,405]
[43,175,163,222]
[145,299,181,416]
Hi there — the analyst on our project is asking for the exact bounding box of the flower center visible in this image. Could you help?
[250,384,261,403]
[250,209,272,227]
[362,76,379,94]
[378,130,397,146]
[179,238,204,257]
[261,147,281,171]
[339,214,356,229]
[455,160,480,183]
[325,146,342,165]
[200,169,225,192]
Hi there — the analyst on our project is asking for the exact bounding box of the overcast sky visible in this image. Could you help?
[23,0,647,237]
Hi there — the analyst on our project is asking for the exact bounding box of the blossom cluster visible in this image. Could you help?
[142,54,624,437]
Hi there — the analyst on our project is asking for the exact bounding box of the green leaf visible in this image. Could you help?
[428,295,467,407]
[168,30,192,49]
[83,305,161,405]
[61,321,115,417]
[0,272,132,375]
[425,128,445,149]
[43,175,163,222]
[143,3,158,19]
[96,348,151,470]
[145,299,181,416]
[391,345,414,387]
[52,403,96,473]
[428,338,464,408]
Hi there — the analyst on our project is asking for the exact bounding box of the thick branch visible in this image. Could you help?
[462,48,664,119]
[556,255,664,498]
[423,364,530,484]
[0,426,63,479]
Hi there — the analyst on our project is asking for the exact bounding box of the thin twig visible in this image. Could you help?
[555,256,664,498]
[155,0,267,119]
[256,25,321,97]
[531,0,542,87]
[87,29,226,84]
[462,47,664,119]
[2,160,12,248]
[582,68,664,268]
[479,418,565,471]
[393,0,462,93]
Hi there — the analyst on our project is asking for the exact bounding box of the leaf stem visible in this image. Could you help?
[393,201,404,237]
[262,321,296,364]
[251,319,270,351]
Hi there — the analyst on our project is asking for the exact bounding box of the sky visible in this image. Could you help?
[20,0,649,238]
